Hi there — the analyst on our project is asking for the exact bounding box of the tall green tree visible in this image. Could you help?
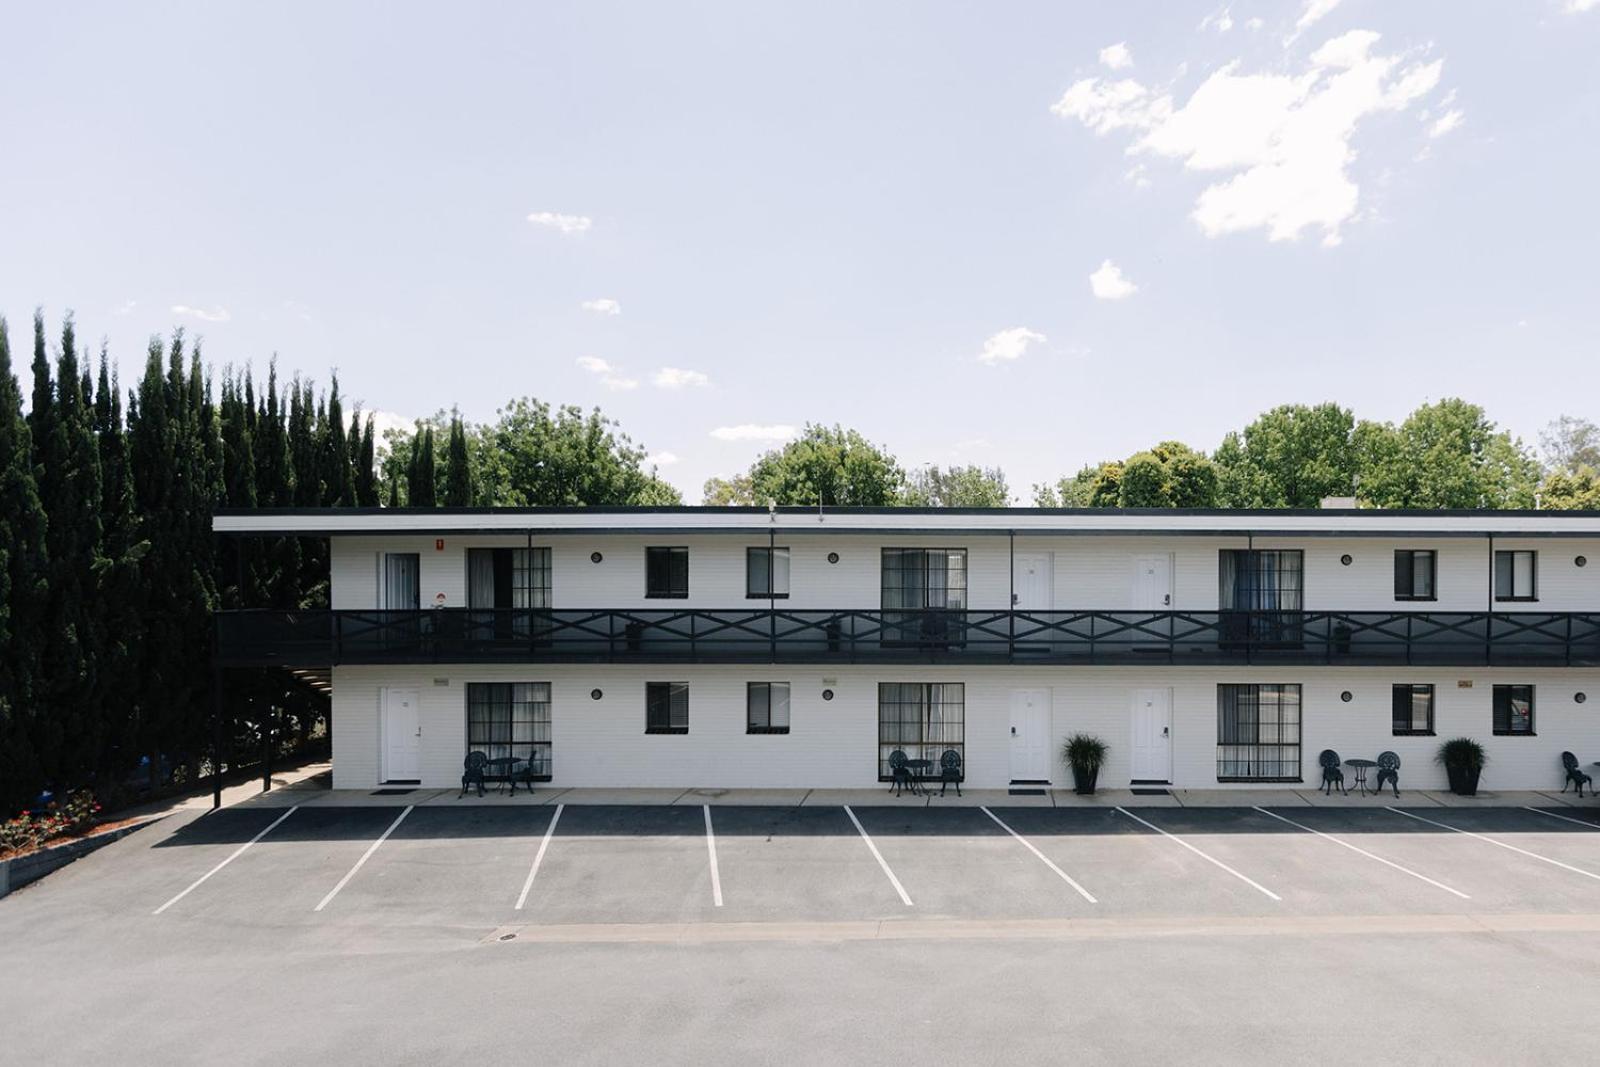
[1539,466,1600,510]
[1356,399,1541,509]
[902,465,1010,507]
[321,375,354,508]
[1213,403,1359,508]
[1539,415,1600,473]
[0,318,51,812]
[745,424,903,506]
[701,473,755,505]
[355,414,378,506]
[444,412,472,506]
[408,425,437,507]
[472,399,680,505]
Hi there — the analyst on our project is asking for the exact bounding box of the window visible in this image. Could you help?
[1494,550,1537,601]
[1216,684,1302,782]
[1218,550,1304,611]
[1394,550,1436,601]
[466,682,552,779]
[646,681,690,733]
[646,547,689,598]
[1493,684,1535,735]
[1392,684,1435,735]
[381,552,420,609]
[882,548,968,645]
[877,683,964,781]
[746,547,791,599]
[466,547,552,609]
[746,682,791,734]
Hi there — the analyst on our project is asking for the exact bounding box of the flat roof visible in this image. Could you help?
[212,506,1600,538]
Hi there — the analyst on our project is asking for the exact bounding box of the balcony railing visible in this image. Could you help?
[216,608,1600,668]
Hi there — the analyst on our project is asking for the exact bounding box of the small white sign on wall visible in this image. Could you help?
[1457,680,1473,688]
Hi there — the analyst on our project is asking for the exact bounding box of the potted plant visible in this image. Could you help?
[1437,737,1487,796]
[1063,734,1108,795]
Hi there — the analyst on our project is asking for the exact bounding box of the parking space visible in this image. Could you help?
[708,806,907,921]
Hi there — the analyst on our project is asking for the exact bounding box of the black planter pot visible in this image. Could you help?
[1071,764,1100,795]
[1445,763,1481,796]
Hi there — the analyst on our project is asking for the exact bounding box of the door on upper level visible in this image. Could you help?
[1132,555,1173,611]
[1012,553,1054,654]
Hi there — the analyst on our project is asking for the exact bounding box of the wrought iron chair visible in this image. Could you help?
[1374,751,1401,798]
[459,751,487,798]
[887,749,913,797]
[520,754,541,795]
[939,749,963,797]
[1561,752,1593,798]
[1318,749,1346,796]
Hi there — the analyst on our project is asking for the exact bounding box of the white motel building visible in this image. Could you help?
[213,506,1600,794]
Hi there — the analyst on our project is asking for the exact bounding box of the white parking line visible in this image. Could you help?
[314,806,413,912]
[514,803,564,911]
[1253,806,1469,900]
[1523,806,1600,831]
[1116,807,1281,901]
[1389,807,1600,882]
[153,806,299,915]
[979,807,1097,904]
[843,805,913,907]
[704,805,724,908]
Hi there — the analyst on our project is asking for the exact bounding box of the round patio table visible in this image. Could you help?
[1344,758,1378,796]
[484,756,526,795]
[903,758,934,796]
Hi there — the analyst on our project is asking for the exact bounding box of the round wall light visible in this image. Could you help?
[1577,555,1588,568]
[821,688,835,701]
[590,551,603,564]
[1577,692,1588,704]
[590,688,603,700]
[1340,690,1353,702]
[827,552,840,564]
[1340,554,1353,566]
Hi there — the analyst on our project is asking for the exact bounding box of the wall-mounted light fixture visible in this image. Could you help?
[590,551,603,564]
[821,688,835,701]
[1340,554,1353,566]
[1578,556,1588,568]
[827,552,839,564]
[1340,690,1353,702]
[1577,692,1588,705]
[590,688,603,700]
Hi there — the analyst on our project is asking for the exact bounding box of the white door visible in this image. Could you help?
[1009,688,1051,782]
[1132,555,1173,610]
[1130,688,1172,782]
[1013,553,1053,611]
[382,688,422,782]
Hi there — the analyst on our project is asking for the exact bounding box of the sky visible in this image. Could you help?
[2,1,1597,502]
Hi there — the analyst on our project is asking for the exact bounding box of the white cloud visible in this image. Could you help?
[526,211,592,234]
[1099,42,1133,70]
[1428,109,1464,138]
[580,298,621,316]
[977,327,1047,366]
[1564,0,1597,12]
[170,304,231,323]
[363,409,417,447]
[1246,17,1265,30]
[575,355,638,390]
[1089,260,1139,300]
[653,367,710,389]
[112,299,137,315]
[1053,29,1445,245]
[1126,163,1152,188]
[710,424,797,442]
[1293,0,1342,36]
[1200,8,1234,33]
[646,451,680,467]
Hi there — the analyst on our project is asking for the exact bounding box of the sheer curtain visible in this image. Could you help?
[383,553,419,609]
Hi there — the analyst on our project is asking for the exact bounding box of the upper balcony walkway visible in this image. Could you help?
[217,608,1600,669]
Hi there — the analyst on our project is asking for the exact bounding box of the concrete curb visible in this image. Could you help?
[0,817,163,901]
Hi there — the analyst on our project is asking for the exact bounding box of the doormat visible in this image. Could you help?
[1129,788,1170,796]
[371,788,416,796]
[1008,788,1047,796]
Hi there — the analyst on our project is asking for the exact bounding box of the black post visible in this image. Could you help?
[769,520,777,663]
[262,701,273,794]
[1486,533,1494,665]
[211,656,223,811]
[1008,529,1015,662]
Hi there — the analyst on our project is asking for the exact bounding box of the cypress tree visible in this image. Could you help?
[444,412,472,506]
[408,426,437,506]
[322,375,353,507]
[0,318,50,812]
[93,350,145,780]
[357,416,378,506]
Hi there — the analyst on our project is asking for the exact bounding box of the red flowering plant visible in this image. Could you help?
[0,790,101,859]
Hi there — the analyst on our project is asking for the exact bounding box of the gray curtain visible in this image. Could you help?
[384,553,419,609]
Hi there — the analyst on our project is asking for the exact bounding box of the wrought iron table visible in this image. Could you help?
[484,756,527,795]
[1345,758,1378,796]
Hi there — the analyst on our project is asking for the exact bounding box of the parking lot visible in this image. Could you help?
[9,794,1600,1064]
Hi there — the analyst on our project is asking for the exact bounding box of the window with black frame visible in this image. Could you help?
[466,547,553,643]
[1394,550,1437,601]
[746,682,790,734]
[881,548,967,646]
[1494,550,1537,602]
[1392,684,1435,735]
[1216,683,1301,781]
[877,682,964,780]
[1218,550,1304,645]
[465,682,552,780]
[746,547,790,599]
[646,547,689,598]
[646,681,690,733]
[1493,684,1534,735]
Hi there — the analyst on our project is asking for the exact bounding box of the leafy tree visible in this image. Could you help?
[1356,399,1541,509]
[746,424,903,506]
[1034,445,1213,508]
[1213,403,1358,508]
[0,317,50,812]
[444,412,473,506]
[902,465,1010,507]
[1539,415,1600,473]
[473,399,680,505]
[1539,466,1600,510]
[1033,463,1114,507]
[702,474,755,506]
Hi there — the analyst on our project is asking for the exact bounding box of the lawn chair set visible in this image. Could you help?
[887,748,963,797]
[1319,749,1402,798]
[459,752,540,798]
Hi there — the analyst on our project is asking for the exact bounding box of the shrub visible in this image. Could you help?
[1063,734,1109,772]
[1436,737,1487,771]
[0,790,101,859]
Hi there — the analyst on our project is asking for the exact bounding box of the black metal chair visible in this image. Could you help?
[939,749,963,797]
[1562,752,1593,798]
[519,755,540,795]
[1374,751,1401,798]
[460,751,487,798]
[887,749,913,797]
[1318,749,1346,796]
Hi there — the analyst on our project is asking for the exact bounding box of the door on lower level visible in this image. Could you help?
[1130,688,1172,782]
[382,687,422,782]
[1009,688,1051,782]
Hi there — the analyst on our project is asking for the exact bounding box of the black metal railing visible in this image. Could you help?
[216,607,1600,668]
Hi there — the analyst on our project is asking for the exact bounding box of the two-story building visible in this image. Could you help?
[213,506,1600,793]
